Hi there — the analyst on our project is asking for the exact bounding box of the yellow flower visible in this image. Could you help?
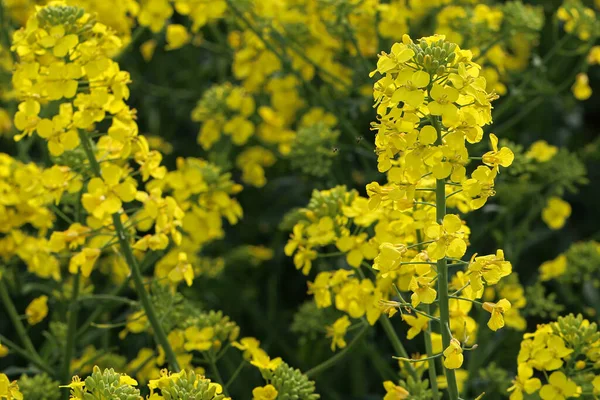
[393,69,430,108]
[82,163,138,219]
[166,24,191,50]
[326,316,351,351]
[307,272,333,308]
[462,165,497,209]
[525,140,558,162]
[539,371,580,400]
[184,326,214,352]
[593,375,600,395]
[428,83,459,124]
[38,25,79,57]
[252,384,278,400]
[140,39,157,61]
[168,252,195,287]
[572,73,592,100]
[373,242,407,277]
[437,369,468,393]
[482,298,511,331]
[335,234,378,268]
[119,375,138,386]
[138,0,173,32]
[13,99,41,139]
[424,214,467,261]
[508,364,541,400]
[370,42,415,76]
[588,46,600,64]
[467,250,512,296]
[232,337,261,358]
[49,223,91,252]
[409,275,437,307]
[0,373,23,400]
[69,248,101,278]
[531,334,573,371]
[0,344,8,357]
[482,133,514,172]
[542,197,571,230]
[443,338,463,369]
[383,380,409,400]
[249,348,282,370]
[25,295,48,325]
[401,313,429,339]
[539,254,567,281]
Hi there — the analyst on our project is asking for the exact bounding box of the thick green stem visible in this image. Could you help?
[78,131,180,372]
[62,272,80,392]
[432,117,459,400]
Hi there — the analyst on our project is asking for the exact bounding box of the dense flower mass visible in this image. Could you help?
[0,0,599,399]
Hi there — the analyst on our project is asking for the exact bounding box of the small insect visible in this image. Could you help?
[332,147,339,153]
[356,136,363,143]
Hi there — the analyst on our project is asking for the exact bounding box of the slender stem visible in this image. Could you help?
[432,117,459,400]
[423,304,440,399]
[378,316,418,381]
[225,361,246,389]
[51,204,74,225]
[78,130,180,372]
[446,190,463,200]
[208,355,228,396]
[62,273,80,393]
[0,280,45,367]
[394,352,442,362]
[448,296,483,306]
[407,240,434,249]
[306,324,369,377]
[113,213,181,371]
[415,225,440,400]
[401,261,437,266]
[77,250,162,337]
[77,294,138,306]
[0,334,53,375]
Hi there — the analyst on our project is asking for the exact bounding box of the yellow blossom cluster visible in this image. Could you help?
[509,314,600,400]
[283,34,524,400]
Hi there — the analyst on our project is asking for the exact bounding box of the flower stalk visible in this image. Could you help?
[433,117,459,400]
[78,130,180,372]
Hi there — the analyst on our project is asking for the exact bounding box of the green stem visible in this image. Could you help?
[0,334,53,375]
[378,316,418,381]
[225,361,246,389]
[208,356,228,396]
[395,352,442,362]
[76,250,162,337]
[306,324,369,377]
[448,296,483,306]
[423,304,440,399]
[415,225,440,400]
[77,294,138,306]
[62,273,80,392]
[432,117,459,400]
[0,280,48,371]
[78,130,180,372]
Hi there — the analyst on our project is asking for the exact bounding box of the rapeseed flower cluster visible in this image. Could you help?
[1,0,600,399]
[285,33,524,399]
